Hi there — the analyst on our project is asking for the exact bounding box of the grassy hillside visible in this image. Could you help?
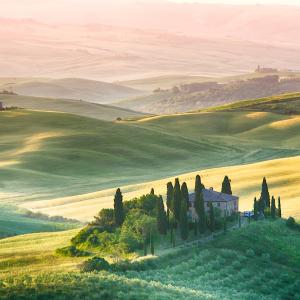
[0,109,298,197]
[204,92,300,114]
[0,77,144,104]
[1,107,300,221]
[120,71,300,91]
[0,229,81,278]
[0,221,299,299]
[0,94,147,121]
[120,74,214,91]
[0,205,80,238]
[115,77,300,114]
[35,155,300,222]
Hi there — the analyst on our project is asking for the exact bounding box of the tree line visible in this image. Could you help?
[253,177,282,220]
[113,175,233,253]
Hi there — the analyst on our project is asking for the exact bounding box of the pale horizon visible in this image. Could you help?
[0,0,300,24]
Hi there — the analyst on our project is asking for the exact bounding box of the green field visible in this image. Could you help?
[0,77,144,104]
[0,205,80,238]
[204,92,300,114]
[0,94,147,121]
[1,107,300,203]
[0,220,299,299]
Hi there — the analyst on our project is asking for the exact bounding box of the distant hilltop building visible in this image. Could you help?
[188,188,239,221]
[256,65,278,73]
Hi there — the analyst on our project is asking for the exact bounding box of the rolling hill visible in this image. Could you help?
[115,76,300,114]
[0,220,299,299]
[0,94,147,121]
[2,18,300,81]
[0,205,80,239]
[0,77,144,104]
[1,92,300,223]
[203,92,300,114]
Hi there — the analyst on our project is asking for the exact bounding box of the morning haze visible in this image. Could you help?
[1,1,300,299]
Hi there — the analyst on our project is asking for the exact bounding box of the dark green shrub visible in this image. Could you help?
[56,245,89,257]
[93,208,115,229]
[80,257,110,272]
[123,194,159,216]
[286,217,296,228]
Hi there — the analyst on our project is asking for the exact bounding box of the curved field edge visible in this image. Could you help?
[1,108,300,221]
[23,155,300,221]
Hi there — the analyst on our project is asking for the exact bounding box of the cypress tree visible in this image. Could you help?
[195,178,206,233]
[221,176,232,195]
[156,195,168,235]
[238,213,241,228]
[278,196,282,218]
[179,200,189,240]
[114,188,124,226]
[253,197,258,220]
[260,177,270,209]
[150,188,155,195]
[150,232,154,255]
[208,202,215,233]
[166,182,174,225]
[195,175,204,191]
[271,196,276,219]
[173,178,182,222]
[181,182,189,209]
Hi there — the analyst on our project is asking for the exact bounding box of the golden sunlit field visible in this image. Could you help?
[22,155,300,221]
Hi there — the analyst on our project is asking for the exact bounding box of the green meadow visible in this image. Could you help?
[0,221,299,299]
[0,94,147,121]
[1,93,300,227]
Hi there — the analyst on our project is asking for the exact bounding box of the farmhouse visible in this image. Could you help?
[188,188,239,220]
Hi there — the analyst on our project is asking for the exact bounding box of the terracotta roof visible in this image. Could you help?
[189,189,238,203]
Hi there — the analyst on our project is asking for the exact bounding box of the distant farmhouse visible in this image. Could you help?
[188,188,239,221]
[0,102,3,111]
[255,65,278,73]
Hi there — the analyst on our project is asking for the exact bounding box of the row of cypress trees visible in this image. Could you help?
[164,175,232,241]
[253,177,282,219]
[113,175,233,248]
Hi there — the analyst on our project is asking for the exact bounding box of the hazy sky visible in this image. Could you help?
[171,0,300,3]
[0,0,299,23]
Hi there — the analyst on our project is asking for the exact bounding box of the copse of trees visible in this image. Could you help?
[253,177,282,220]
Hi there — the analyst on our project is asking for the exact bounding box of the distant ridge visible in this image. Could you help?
[0,77,145,104]
[0,94,147,121]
